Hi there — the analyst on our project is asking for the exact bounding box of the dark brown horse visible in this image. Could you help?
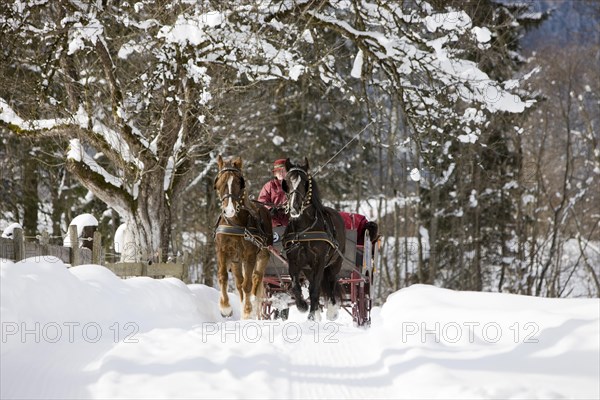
[282,158,346,321]
[214,155,273,319]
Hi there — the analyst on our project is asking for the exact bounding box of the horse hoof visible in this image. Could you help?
[326,304,339,321]
[296,300,308,313]
[280,308,289,321]
[326,310,338,321]
[308,311,322,322]
[220,306,233,318]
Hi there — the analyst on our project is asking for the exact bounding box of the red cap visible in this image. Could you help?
[273,159,286,170]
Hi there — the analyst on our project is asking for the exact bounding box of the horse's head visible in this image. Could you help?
[282,157,312,219]
[214,155,245,218]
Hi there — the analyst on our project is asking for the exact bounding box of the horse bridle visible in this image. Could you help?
[215,167,245,215]
[283,168,343,264]
[285,167,313,215]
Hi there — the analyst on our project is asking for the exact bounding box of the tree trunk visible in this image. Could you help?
[22,157,38,238]
[66,159,173,263]
[203,178,216,287]
[473,162,482,292]
[428,184,439,285]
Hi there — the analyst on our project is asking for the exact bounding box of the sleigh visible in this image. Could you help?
[261,226,379,327]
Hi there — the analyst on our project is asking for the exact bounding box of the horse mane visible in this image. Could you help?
[287,159,328,216]
[243,196,258,213]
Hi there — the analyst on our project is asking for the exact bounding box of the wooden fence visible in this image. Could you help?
[1,226,187,281]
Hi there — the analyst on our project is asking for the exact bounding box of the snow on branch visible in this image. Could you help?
[0,99,87,135]
[158,10,306,82]
[307,1,534,137]
[66,160,134,218]
[0,98,144,170]
[67,139,125,190]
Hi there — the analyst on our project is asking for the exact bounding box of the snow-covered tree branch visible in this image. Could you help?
[0,0,536,261]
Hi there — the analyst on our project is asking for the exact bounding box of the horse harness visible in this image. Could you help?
[214,166,245,213]
[284,167,313,216]
[214,167,269,249]
[282,167,344,264]
[215,219,270,249]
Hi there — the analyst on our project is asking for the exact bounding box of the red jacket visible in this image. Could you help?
[258,178,289,226]
[339,212,369,245]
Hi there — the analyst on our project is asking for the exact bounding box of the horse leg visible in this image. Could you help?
[290,268,308,313]
[217,252,233,318]
[307,264,324,321]
[323,265,340,321]
[251,248,269,318]
[230,262,247,318]
[241,251,256,319]
[292,277,307,312]
[287,251,308,312]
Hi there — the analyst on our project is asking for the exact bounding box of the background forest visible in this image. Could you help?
[1,0,598,301]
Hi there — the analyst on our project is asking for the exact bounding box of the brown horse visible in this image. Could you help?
[213,155,273,319]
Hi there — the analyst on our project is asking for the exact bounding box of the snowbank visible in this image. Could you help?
[1,257,598,399]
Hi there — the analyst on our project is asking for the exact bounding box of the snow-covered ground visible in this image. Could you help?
[1,257,598,399]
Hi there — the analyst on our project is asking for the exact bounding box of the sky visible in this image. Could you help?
[1,256,598,399]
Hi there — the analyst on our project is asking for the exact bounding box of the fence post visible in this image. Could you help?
[81,225,96,251]
[181,263,189,283]
[13,227,24,262]
[92,231,102,265]
[41,230,49,258]
[69,225,80,266]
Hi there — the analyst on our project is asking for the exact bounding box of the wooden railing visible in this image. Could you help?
[1,226,186,281]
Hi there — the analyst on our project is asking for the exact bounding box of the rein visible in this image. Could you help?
[312,121,373,177]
